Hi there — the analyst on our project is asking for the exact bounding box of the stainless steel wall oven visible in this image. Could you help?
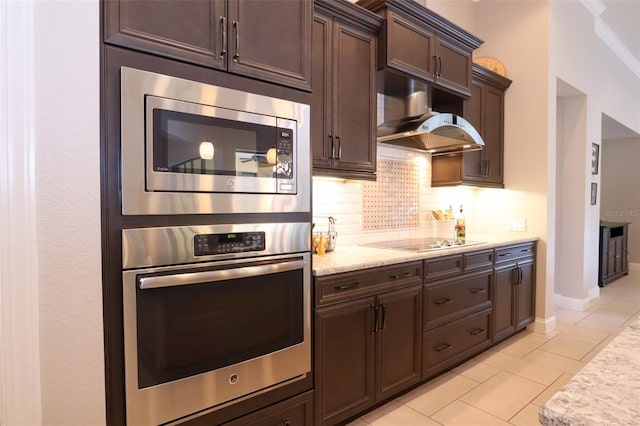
[120,67,310,215]
[122,223,311,425]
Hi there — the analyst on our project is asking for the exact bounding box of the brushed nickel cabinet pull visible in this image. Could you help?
[434,343,452,352]
[328,134,334,159]
[470,327,486,336]
[372,304,378,333]
[219,16,227,58]
[471,288,487,294]
[390,272,412,279]
[232,20,240,61]
[434,297,453,305]
[334,282,359,291]
[432,54,438,79]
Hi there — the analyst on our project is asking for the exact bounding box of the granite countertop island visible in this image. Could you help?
[312,235,538,276]
[539,315,640,425]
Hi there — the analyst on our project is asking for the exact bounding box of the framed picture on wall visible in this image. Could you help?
[591,182,598,205]
[592,143,600,174]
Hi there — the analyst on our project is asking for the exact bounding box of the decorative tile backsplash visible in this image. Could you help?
[363,159,420,230]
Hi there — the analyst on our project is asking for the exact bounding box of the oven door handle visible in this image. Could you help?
[138,259,306,290]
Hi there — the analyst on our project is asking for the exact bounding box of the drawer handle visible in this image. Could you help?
[434,297,453,305]
[470,327,486,336]
[334,282,360,291]
[471,288,487,294]
[434,343,452,352]
[522,249,533,253]
[499,252,512,257]
[390,272,412,279]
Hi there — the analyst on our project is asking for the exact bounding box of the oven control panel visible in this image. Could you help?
[194,231,266,256]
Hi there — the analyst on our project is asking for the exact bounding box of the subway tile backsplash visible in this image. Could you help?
[313,145,478,247]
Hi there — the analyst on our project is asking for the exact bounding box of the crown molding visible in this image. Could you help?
[581,0,606,17]
[581,0,640,78]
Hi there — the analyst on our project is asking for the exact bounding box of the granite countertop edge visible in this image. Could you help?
[539,315,640,425]
[312,235,538,276]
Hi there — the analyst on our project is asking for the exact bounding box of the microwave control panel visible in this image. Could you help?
[194,231,266,256]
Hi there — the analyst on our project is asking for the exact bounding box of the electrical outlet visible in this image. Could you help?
[507,218,526,232]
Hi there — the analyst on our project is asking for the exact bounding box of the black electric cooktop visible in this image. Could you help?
[365,237,485,253]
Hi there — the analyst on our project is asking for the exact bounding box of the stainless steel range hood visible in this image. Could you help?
[377,86,484,155]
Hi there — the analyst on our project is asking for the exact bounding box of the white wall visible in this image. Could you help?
[33,1,105,424]
[549,0,640,307]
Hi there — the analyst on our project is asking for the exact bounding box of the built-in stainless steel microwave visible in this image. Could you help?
[120,67,310,215]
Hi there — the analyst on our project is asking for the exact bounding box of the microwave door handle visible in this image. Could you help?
[138,259,306,290]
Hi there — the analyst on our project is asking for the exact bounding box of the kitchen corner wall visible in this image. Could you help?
[313,145,478,247]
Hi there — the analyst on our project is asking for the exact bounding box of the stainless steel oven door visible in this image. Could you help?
[123,252,311,426]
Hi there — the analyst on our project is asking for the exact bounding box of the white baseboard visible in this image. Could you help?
[554,293,592,311]
[528,316,557,334]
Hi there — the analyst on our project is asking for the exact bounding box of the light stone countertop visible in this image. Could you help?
[312,235,538,276]
[539,315,640,426]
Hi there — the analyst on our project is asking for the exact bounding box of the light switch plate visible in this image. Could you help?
[507,218,526,232]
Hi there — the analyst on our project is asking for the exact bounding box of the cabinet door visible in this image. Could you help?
[332,19,377,175]
[493,264,517,341]
[104,0,227,70]
[376,286,422,401]
[461,80,484,180]
[515,260,535,330]
[228,0,312,91]
[434,35,472,97]
[607,236,617,277]
[315,297,376,425]
[385,11,436,82]
[481,84,504,184]
[613,238,624,274]
[311,14,334,169]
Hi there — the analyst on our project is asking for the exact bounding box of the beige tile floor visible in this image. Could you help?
[348,271,640,426]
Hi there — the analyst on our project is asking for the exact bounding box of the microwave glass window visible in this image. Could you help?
[153,109,279,178]
[135,267,304,389]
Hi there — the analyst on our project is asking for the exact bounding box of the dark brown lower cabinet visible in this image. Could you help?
[423,308,492,378]
[314,263,422,426]
[313,243,536,424]
[493,243,536,342]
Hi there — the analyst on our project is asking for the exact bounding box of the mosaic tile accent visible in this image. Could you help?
[363,159,420,230]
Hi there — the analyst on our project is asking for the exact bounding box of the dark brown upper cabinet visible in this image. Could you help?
[357,0,482,98]
[431,63,512,188]
[104,0,312,91]
[312,0,382,180]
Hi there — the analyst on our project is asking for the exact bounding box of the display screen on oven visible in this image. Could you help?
[194,231,265,256]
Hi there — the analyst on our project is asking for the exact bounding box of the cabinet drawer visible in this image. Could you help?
[495,242,536,264]
[424,254,463,282]
[224,391,313,426]
[463,249,494,271]
[315,262,423,307]
[424,270,492,330]
[423,308,491,377]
